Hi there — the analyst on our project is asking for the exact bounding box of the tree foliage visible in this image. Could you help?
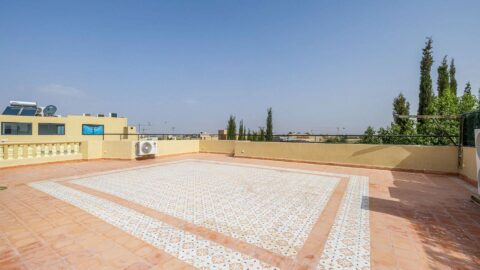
[459,82,477,114]
[418,38,435,126]
[392,93,412,133]
[226,115,236,140]
[362,38,477,146]
[449,58,457,96]
[437,56,449,97]
[359,126,380,144]
[238,120,244,140]
[265,108,273,141]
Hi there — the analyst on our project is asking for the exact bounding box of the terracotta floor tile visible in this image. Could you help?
[1,154,479,269]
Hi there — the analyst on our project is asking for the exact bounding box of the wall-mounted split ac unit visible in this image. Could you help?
[136,141,157,157]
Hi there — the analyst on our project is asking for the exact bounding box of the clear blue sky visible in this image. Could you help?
[1,1,479,134]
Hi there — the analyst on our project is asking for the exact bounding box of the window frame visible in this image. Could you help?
[1,122,33,135]
[38,123,65,135]
[82,124,104,135]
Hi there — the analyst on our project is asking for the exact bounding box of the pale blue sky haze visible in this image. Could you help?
[1,0,479,133]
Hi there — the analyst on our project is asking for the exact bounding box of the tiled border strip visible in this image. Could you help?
[316,175,370,270]
[29,181,277,270]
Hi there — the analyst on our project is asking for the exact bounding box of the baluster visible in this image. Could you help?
[50,144,56,157]
[17,145,24,160]
[44,144,50,157]
[7,145,14,160]
[27,145,33,158]
[74,143,79,154]
[0,145,4,160]
[36,144,41,158]
[59,144,65,156]
[67,143,72,155]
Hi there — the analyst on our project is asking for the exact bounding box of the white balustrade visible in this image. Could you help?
[0,142,82,164]
[17,145,24,159]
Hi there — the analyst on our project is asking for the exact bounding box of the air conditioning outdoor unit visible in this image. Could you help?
[136,141,157,157]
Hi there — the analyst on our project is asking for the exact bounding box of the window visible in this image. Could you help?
[1,122,32,135]
[38,123,65,135]
[82,124,104,135]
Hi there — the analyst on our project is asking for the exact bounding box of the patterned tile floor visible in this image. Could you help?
[0,153,479,269]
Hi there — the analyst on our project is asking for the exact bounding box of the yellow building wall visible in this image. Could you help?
[0,115,129,143]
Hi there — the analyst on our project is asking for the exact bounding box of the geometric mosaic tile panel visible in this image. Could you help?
[316,175,370,270]
[71,160,340,257]
[29,181,277,270]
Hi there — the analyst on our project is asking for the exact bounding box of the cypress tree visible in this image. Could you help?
[392,93,411,133]
[259,128,265,141]
[251,131,257,141]
[437,55,449,97]
[418,38,435,125]
[226,115,236,140]
[238,120,244,140]
[449,58,457,96]
[247,129,251,141]
[459,82,477,114]
[265,107,273,141]
[465,81,472,94]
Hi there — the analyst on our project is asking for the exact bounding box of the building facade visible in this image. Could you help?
[0,114,134,143]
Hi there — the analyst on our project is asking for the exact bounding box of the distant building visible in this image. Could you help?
[218,129,227,140]
[0,101,134,143]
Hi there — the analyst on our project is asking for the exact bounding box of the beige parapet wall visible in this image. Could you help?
[102,141,136,159]
[199,140,463,174]
[199,140,235,154]
[1,139,477,187]
[100,140,200,159]
[459,147,477,184]
[156,140,199,156]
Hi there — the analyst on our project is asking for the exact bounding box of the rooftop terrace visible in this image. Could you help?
[0,151,479,269]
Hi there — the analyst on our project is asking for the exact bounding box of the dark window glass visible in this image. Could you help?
[2,106,21,115]
[20,108,37,116]
[82,124,104,135]
[38,123,65,135]
[1,122,32,135]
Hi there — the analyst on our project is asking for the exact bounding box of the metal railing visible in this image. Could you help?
[99,133,459,146]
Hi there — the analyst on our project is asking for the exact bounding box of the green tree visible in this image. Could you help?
[247,129,252,141]
[265,107,273,141]
[392,93,412,133]
[360,126,381,144]
[459,82,477,114]
[258,127,265,141]
[432,89,459,145]
[449,58,457,96]
[226,115,236,140]
[251,131,257,141]
[437,56,450,97]
[418,38,435,127]
[238,120,244,140]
